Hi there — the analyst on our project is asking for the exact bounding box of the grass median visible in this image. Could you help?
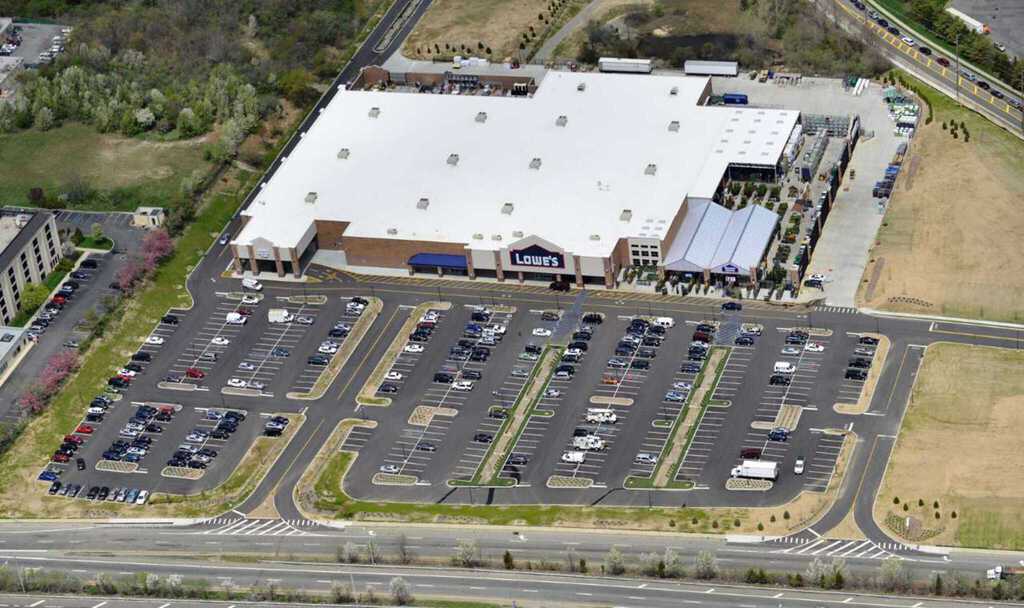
[0,174,241,518]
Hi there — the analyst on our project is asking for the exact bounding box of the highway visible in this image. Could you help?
[820,0,1024,137]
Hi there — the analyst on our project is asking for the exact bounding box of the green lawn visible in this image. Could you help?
[0,123,212,210]
[75,236,114,251]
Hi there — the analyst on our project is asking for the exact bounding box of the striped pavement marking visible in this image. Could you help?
[196,518,323,536]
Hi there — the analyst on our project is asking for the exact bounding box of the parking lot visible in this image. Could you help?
[3,22,70,67]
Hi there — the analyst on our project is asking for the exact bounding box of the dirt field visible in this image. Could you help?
[403,0,551,60]
[874,343,1024,549]
[857,75,1024,323]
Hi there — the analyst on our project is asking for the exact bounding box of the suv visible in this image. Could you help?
[845,368,868,380]
[161,314,179,325]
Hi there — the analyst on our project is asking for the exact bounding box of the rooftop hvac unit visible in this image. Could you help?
[512,230,524,237]
[337,147,350,159]
[473,233,484,240]
[529,158,542,170]
[368,107,380,118]
[492,234,502,241]
[501,203,514,215]
[475,111,488,123]
[387,227,398,235]
[304,192,318,204]
[668,120,680,132]
[644,164,657,176]
[416,198,430,210]
[447,153,460,166]
[670,86,678,96]
[577,82,586,92]
[555,115,568,127]
[589,234,601,241]
[620,209,632,222]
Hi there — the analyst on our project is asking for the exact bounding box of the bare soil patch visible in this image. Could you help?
[403,0,551,60]
[875,343,1024,549]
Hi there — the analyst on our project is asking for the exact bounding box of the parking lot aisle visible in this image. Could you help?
[672,355,723,484]
[165,298,247,382]
[341,426,374,451]
[289,305,360,394]
[802,431,845,491]
[709,347,753,402]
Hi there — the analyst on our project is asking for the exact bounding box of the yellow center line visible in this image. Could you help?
[336,306,403,401]
[929,327,1022,342]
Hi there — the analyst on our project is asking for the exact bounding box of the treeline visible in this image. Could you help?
[902,0,1023,86]
[1,0,380,138]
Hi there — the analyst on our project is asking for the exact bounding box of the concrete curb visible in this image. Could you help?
[861,307,1024,330]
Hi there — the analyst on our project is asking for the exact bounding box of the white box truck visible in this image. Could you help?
[268,309,294,324]
[242,278,263,291]
[598,57,653,73]
[730,460,779,480]
[225,312,246,325]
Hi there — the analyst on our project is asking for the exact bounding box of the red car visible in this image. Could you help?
[52,452,70,463]
[185,367,205,379]
[63,434,84,445]
[937,57,950,67]
[236,307,254,316]
[51,295,66,305]
[75,424,94,434]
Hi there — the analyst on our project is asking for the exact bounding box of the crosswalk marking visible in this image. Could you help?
[814,305,859,314]
[768,535,912,560]
[196,518,322,536]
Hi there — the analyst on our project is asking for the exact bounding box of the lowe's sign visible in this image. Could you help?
[510,244,565,269]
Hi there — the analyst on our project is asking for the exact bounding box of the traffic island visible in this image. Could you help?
[625,347,727,490]
[783,326,833,337]
[726,478,773,491]
[408,405,457,426]
[751,404,803,431]
[162,466,204,480]
[288,297,383,400]
[286,294,328,305]
[372,473,418,486]
[293,418,378,520]
[96,460,139,474]
[221,386,263,398]
[464,346,561,486]
[223,291,264,303]
[354,301,449,407]
[158,381,200,392]
[546,475,593,489]
[589,395,634,407]
[834,333,890,415]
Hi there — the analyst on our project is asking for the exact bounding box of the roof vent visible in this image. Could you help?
[589,234,601,241]
[512,230,524,237]
[416,198,430,210]
[473,233,484,240]
[337,147,350,159]
[529,157,542,170]
[577,82,586,92]
[555,115,568,127]
[368,107,380,118]
[669,86,678,96]
[475,111,488,123]
[644,163,657,176]
[620,209,633,222]
[304,192,318,204]
[387,227,398,235]
[668,120,680,132]
[501,202,514,215]
[447,153,460,166]
[492,234,503,241]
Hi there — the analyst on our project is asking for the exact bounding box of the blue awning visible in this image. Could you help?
[408,253,468,269]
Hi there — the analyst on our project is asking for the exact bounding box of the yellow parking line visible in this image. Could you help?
[973,85,978,94]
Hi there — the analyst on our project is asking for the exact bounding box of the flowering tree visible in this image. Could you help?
[141,229,173,265]
[18,385,47,415]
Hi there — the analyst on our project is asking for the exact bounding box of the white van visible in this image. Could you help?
[774,361,797,374]
[586,411,617,424]
[225,312,246,325]
[655,316,675,328]
[561,451,586,464]
[242,278,263,291]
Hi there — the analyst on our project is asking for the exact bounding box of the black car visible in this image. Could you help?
[80,259,99,269]
[648,324,665,336]
[735,335,755,346]
[489,409,508,419]
[721,301,742,311]
[473,433,494,443]
[161,314,179,325]
[858,336,880,346]
[845,368,868,380]
[785,334,808,345]
[308,355,330,365]
[211,429,231,440]
[582,313,603,324]
[379,383,399,394]
[131,351,152,362]
[555,364,576,375]
[108,282,123,291]
[549,280,570,292]
[568,341,589,352]
[804,279,823,289]
[86,413,104,422]
[351,296,369,305]
[681,362,701,373]
[769,374,791,386]
[849,358,871,369]
[70,271,91,280]
[86,486,100,500]
[328,328,348,338]
[48,481,61,495]
[919,46,932,55]
[636,347,657,358]
[462,370,482,380]
[524,343,543,355]
[470,311,491,323]
[408,332,429,342]
[696,323,716,334]
[97,487,110,501]
[571,331,592,341]
[630,359,650,370]
[641,336,662,347]
[978,81,990,90]
[887,26,899,36]
[124,362,143,372]
[434,372,455,383]
[76,457,86,471]
[508,454,529,465]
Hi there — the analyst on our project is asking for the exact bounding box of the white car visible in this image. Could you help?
[318,345,339,354]
[135,490,149,505]
[247,380,266,390]
[241,295,260,305]
[634,453,657,465]
[804,342,825,353]
[808,273,827,282]
[672,381,693,391]
[380,464,400,474]
[227,378,247,388]
[780,346,801,356]
[117,369,137,377]
[238,362,256,371]
[295,316,315,325]
[544,388,562,398]
[901,36,915,46]
[145,336,165,345]
[532,328,552,337]
[385,371,403,381]
[403,344,424,353]
[211,337,230,346]
[794,457,805,475]
[489,324,507,335]
[451,380,474,391]
[518,352,539,361]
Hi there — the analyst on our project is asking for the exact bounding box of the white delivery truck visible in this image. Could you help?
[598,57,653,73]
[242,278,263,291]
[268,309,294,324]
[225,312,246,325]
[586,408,617,424]
[774,361,797,374]
[572,435,606,451]
[730,460,779,481]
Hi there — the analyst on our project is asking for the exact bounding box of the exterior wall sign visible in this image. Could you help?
[509,244,565,269]
[721,264,740,274]
[255,248,274,260]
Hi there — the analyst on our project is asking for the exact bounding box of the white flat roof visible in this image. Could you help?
[236,70,799,257]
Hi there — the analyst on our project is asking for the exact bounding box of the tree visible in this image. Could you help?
[19,283,50,316]
[389,577,412,605]
[141,229,173,265]
[604,547,626,575]
[134,107,156,130]
[277,68,317,105]
[503,550,514,570]
[90,222,104,241]
[452,539,480,567]
[35,107,54,131]
[879,556,908,592]
[694,550,718,580]
[396,534,412,565]
[663,548,684,578]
